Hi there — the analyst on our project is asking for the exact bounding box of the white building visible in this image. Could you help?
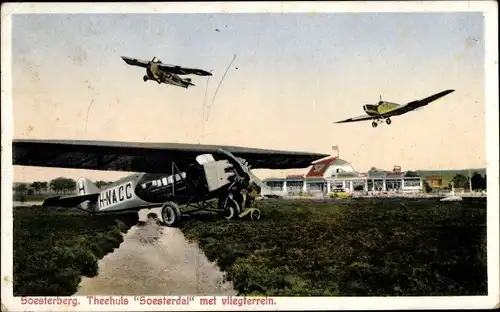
[263,156,423,196]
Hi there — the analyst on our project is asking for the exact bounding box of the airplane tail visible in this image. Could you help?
[42,178,100,211]
[76,177,100,195]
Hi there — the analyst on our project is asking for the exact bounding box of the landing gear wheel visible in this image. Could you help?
[143,75,148,82]
[161,201,181,227]
[221,197,240,220]
[232,192,245,211]
[386,118,392,125]
[250,209,261,221]
[372,121,378,128]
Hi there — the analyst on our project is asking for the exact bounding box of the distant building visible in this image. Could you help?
[263,156,423,197]
[425,176,443,188]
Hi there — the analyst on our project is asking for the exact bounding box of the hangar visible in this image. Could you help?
[263,155,423,197]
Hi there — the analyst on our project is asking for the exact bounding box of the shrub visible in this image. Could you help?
[13,207,138,296]
[181,198,487,296]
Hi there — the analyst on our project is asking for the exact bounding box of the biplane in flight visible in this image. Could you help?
[121,56,212,88]
[334,89,455,128]
[12,139,328,227]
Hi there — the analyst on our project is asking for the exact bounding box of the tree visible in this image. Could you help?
[95,181,112,189]
[64,178,76,193]
[50,177,77,194]
[50,178,62,193]
[470,172,486,190]
[422,180,432,193]
[30,181,43,194]
[14,183,28,203]
[452,173,469,189]
[40,182,48,193]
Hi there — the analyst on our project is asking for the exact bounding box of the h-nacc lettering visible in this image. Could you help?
[99,182,133,208]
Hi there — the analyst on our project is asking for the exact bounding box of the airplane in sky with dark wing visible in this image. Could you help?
[12,139,328,227]
[121,56,212,88]
[334,89,455,128]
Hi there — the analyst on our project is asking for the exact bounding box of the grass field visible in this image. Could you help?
[181,198,487,296]
[13,207,138,296]
[12,198,486,297]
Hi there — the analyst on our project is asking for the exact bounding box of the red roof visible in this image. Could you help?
[305,156,338,178]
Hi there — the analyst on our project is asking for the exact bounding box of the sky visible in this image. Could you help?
[10,12,486,183]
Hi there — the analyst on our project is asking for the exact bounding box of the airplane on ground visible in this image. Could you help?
[12,139,328,227]
[121,56,212,88]
[334,89,455,128]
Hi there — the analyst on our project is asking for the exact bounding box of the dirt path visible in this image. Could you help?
[74,208,237,296]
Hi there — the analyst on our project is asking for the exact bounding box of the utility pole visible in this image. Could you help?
[468,169,473,193]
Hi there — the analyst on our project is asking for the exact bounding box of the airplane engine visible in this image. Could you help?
[203,160,237,192]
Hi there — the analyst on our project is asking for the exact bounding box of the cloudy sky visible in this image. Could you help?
[11,12,486,182]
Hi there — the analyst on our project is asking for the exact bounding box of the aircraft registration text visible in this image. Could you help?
[98,181,134,209]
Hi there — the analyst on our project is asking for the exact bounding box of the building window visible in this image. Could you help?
[308,182,325,192]
[334,181,343,188]
[266,181,283,190]
[386,180,402,191]
[352,180,365,191]
[404,179,421,187]
[287,181,303,189]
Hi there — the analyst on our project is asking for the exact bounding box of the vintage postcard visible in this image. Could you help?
[1,1,498,311]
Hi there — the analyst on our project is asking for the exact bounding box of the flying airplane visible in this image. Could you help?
[121,56,212,88]
[334,89,455,128]
[12,139,328,227]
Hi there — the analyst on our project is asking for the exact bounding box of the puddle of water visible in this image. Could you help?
[74,208,237,296]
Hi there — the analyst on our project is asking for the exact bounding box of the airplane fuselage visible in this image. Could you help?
[87,171,223,213]
[360,101,402,128]
[144,63,193,88]
[363,101,401,116]
[76,151,256,215]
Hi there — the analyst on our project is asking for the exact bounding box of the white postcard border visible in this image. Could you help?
[1,1,498,311]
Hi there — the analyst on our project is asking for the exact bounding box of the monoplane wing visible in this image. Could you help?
[334,115,376,124]
[157,64,212,76]
[12,139,329,174]
[378,89,456,117]
[121,56,150,68]
[400,89,455,111]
